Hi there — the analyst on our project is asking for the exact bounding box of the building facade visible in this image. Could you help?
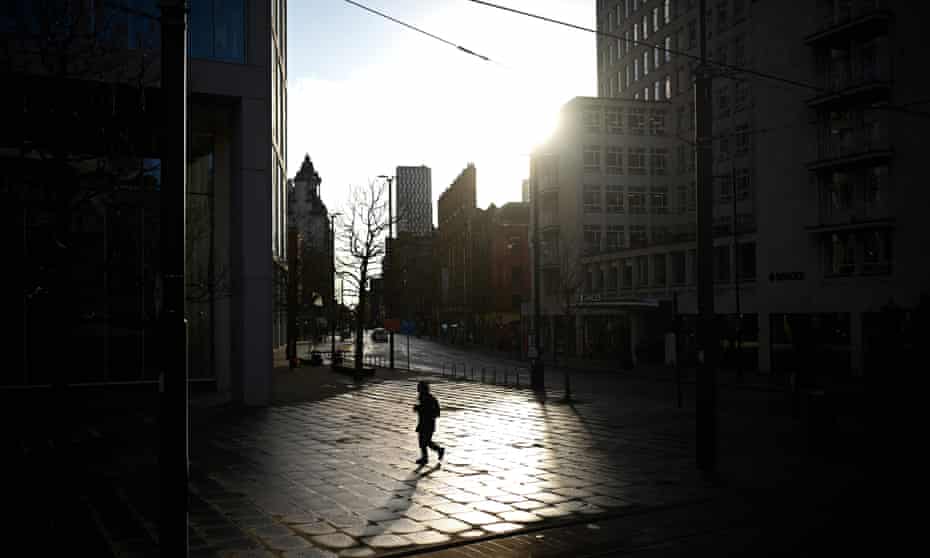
[395,165,433,236]
[437,164,477,342]
[587,0,929,378]
[287,155,333,341]
[387,231,438,336]
[4,0,288,405]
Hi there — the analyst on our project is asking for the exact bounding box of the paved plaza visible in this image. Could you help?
[187,371,718,557]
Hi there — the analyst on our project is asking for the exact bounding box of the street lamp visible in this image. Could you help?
[377,174,395,369]
[329,212,342,362]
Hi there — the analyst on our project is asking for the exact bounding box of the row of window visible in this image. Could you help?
[581,184,697,214]
[583,146,674,176]
[583,107,668,135]
[819,166,889,218]
[579,241,757,293]
[581,223,699,253]
[823,229,893,277]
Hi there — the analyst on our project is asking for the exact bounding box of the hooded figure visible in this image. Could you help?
[413,381,445,465]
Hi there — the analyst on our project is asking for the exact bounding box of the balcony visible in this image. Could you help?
[808,127,892,170]
[809,66,891,109]
[805,5,891,46]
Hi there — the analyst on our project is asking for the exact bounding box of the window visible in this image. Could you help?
[735,81,750,110]
[190,0,246,63]
[653,7,660,32]
[634,58,640,81]
[618,3,624,24]
[583,109,601,133]
[825,232,855,276]
[645,87,651,101]
[676,184,688,213]
[609,11,615,32]
[626,0,632,18]
[716,86,730,118]
[610,43,616,64]
[677,106,686,132]
[606,146,624,174]
[653,254,667,285]
[737,242,756,280]
[629,108,646,135]
[608,266,619,291]
[736,168,751,199]
[670,252,686,285]
[609,78,616,97]
[653,225,670,244]
[637,256,649,285]
[665,75,673,99]
[606,225,625,250]
[735,124,750,155]
[654,46,661,69]
[629,148,647,175]
[651,148,669,175]
[678,66,688,93]
[717,0,728,31]
[677,144,686,173]
[634,22,639,42]
[865,166,889,208]
[643,15,649,39]
[618,70,624,93]
[825,171,853,212]
[633,0,640,11]
[734,35,746,67]
[629,187,647,214]
[734,0,746,21]
[665,0,672,24]
[718,174,732,201]
[622,259,634,288]
[688,20,697,48]
[626,65,632,88]
[584,225,602,254]
[862,230,893,274]
[607,108,623,134]
[643,51,650,76]
[606,184,624,212]
[655,80,662,100]
[650,186,669,213]
[625,31,632,54]
[714,244,731,282]
[650,109,667,135]
[584,185,603,213]
[716,43,728,66]
[583,146,601,173]
[665,36,673,63]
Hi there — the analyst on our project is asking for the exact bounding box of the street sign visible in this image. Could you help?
[383,318,401,332]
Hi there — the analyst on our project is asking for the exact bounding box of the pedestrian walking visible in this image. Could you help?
[413,381,445,465]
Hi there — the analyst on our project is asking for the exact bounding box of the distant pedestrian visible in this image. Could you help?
[413,381,445,465]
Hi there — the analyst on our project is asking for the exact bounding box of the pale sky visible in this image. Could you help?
[287,0,596,221]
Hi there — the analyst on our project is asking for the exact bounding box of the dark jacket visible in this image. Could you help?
[414,393,440,432]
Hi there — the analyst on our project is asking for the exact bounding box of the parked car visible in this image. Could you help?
[371,328,388,343]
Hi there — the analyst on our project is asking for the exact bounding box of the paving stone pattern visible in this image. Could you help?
[188,377,712,556]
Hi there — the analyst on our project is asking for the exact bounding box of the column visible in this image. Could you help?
[758,311,771,374]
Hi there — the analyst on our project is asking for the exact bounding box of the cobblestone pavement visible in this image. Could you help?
[187,373,719,557]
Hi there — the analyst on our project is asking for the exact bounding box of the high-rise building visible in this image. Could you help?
[4,0,289,405]
[396,165,433,236]
[585,0,929,377]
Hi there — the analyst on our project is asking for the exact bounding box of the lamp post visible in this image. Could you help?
[378,174,395,369]
[330,212,342,362]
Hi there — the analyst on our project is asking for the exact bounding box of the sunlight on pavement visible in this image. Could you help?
[189,376,705,556]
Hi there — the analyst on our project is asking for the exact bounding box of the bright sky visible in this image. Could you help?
[287,0,596,221]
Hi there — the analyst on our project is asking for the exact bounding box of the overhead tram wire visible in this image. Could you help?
[464,0,930,120]
[341,0,494,63]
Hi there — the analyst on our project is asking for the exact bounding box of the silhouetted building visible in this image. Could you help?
[396,165,433,236]
[287,155,333,339]
[387,231,438,336]
[4,0,288,405]
[437,164,477,341]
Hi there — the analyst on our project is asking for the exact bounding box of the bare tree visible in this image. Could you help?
[337,180,392,370]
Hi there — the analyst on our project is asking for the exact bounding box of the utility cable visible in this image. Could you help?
[341,0,493,63]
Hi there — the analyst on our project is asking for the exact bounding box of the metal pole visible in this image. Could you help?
[532,173,545,391]
[388,176,395,369]
[159,1,189,555]
[330,214,341,362]
[675,291,682,409]
[732,167,742,381]
[696,0,717,474]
